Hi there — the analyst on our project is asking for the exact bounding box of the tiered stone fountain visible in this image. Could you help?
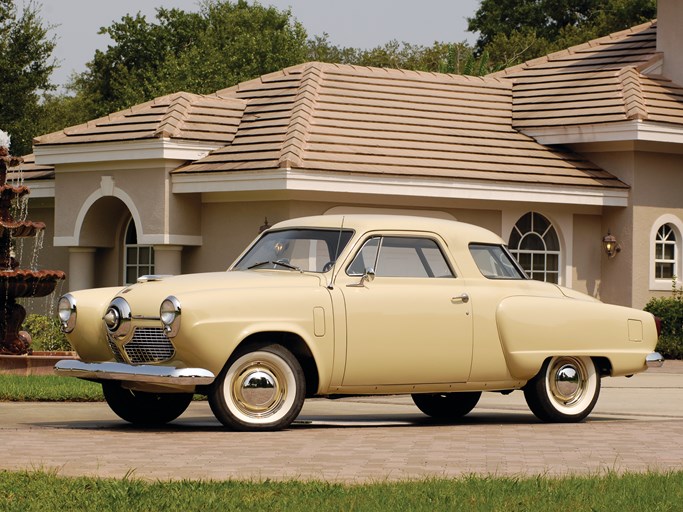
[0,139,65,354]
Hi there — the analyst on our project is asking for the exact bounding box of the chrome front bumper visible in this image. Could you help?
[646,352,665,368]
[54,359,215,385]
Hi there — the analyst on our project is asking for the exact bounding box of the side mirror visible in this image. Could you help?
[347,267,376,288]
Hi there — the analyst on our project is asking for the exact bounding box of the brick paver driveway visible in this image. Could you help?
[1,363,682,482]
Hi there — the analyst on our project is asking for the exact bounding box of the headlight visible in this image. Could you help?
[57,294,77,333]
[160,296,181,338]
[103,297,132,338]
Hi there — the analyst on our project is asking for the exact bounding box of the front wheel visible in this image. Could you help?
[208,344,306,431]
[411,391,481,421]
[523,356,600,423]
[102,382,193,426]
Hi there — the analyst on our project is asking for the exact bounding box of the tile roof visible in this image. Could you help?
[176,62,623,189]
[490,21,683,130]
[38,20,681,193]
[34,92,246,145]
[7,154,54,181]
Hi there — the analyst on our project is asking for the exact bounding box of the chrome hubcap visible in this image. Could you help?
[232,362,285,417]
[549,358,585,405]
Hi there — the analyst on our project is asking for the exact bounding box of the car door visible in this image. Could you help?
[337,234,473,386]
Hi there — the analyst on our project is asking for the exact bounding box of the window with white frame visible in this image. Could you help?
[508,212,560,283]
[655,224,677,280]
[124,219,154,284]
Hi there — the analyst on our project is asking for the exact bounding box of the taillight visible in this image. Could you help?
[654,316,662,338]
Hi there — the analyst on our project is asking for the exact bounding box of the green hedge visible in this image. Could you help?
[644,281,683,359]
[22,314,73,353]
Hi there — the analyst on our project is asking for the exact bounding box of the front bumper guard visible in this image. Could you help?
[646,352,665,368]
[54,359,215,386]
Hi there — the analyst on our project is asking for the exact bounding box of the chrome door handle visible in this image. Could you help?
[451,293,470,304]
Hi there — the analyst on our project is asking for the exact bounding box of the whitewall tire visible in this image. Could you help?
[523,356,600,423]
[209,344,305,431]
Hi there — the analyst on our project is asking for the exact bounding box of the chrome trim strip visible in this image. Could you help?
[54,359,215,385]
[646,352,665,368]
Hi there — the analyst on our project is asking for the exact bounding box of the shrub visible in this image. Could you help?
[644,278,683,359]
[22,314,73,353]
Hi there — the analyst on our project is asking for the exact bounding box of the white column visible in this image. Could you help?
[68,247,96,292]
[153,245,183,276]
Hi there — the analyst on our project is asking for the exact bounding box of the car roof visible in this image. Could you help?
[271,214,505,245]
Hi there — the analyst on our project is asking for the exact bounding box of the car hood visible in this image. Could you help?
[113,270,327,315]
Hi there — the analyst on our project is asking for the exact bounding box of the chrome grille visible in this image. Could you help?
[123,327,175,364]
[107,336,126,363]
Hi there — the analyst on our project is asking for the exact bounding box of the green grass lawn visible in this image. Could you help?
[1,470,682,511]
[0,374,103,401]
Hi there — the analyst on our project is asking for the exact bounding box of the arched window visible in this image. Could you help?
[655,224,677,280]
[508,212,560,283]
[124,219,154,284]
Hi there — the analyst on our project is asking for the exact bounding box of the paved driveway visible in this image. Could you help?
[1,363,682,482]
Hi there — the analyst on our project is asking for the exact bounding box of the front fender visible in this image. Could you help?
[64,287,125,361]
[169,288,335,390]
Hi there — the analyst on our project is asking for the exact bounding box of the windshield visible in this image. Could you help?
[233,228,354,273]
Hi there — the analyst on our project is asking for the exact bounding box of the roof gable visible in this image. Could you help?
[34,92,247,146]
[490,21,683,131]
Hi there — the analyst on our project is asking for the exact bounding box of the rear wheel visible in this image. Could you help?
[523,356,600,423]
[102,382,193,426]
[411,391,481,421]
[209,344,306,431]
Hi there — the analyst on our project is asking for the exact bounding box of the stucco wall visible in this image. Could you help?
[582,149,683,309]
[54,160,200,246]
[572,214,602,298]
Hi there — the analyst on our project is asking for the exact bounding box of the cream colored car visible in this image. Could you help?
[56,215,662,431]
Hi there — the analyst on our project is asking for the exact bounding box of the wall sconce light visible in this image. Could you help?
[602,230,621,258]
[259,217,271,233]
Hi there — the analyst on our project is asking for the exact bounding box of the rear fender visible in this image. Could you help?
[496,296,658,379]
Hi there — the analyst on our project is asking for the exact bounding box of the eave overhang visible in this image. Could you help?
[172,169,628,207]
[34,139,221,166]
[521,120,683,147]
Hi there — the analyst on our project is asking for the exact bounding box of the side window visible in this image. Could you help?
[508,212,560,283]
[124,219,154,285]
[655,224,677,279]
[348,237,380,275]
[347,236,454,278]
[649,218,683,291]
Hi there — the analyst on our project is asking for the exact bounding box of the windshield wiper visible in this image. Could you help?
[247,260,302,271]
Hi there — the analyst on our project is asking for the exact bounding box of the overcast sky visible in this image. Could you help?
[44,0,480,89]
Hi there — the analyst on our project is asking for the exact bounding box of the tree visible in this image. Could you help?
[307,35,486,76]
[468,0,656,68]
[0,0,56,155]
[71,0,308,118]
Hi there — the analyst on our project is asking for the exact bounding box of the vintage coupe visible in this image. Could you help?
[55,215,662,430]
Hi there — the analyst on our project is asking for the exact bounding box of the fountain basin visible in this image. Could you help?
[0,269,66,298]
[0,220,46,238]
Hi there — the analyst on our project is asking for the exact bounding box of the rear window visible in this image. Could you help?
[469,244,526,280]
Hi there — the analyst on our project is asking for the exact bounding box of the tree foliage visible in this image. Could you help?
[71,0,308,118]
[308,34,489,76]
[468,0,656,68]
[0,0,56,155]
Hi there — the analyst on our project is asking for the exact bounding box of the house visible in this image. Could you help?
[14,0,683,310]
